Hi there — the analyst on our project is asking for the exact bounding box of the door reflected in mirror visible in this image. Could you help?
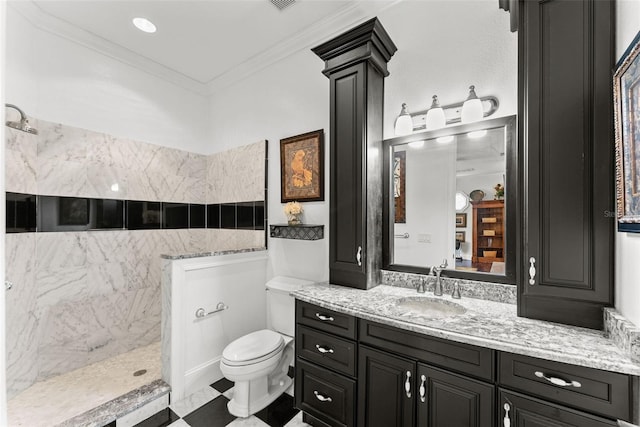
[384,115,517,283]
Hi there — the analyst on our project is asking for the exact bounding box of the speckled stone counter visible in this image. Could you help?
[160,246,267,260]
[292,283,640,376]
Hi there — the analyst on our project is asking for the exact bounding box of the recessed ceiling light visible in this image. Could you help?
[133,17,156,33]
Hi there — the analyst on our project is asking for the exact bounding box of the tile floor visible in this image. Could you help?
[129,374,310,427]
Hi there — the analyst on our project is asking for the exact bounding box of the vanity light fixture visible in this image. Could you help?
[467,130,488,139]
[133,17,157,33]
[395,90,498,133]
[461,85,484,124]
[437,136,455,144]
[425,95,446,130]
[394,103,413,136]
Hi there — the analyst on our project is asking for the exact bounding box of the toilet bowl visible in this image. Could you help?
[219,276,313,418]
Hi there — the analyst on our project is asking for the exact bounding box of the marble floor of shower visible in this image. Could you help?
[7,341,164,427]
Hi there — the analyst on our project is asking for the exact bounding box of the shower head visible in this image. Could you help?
[5,103,38,135]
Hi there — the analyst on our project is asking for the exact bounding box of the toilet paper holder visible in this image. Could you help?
[195,302,229,320]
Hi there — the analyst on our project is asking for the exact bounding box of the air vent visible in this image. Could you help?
[270,0,295,10]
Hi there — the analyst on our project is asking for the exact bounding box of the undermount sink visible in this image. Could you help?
[393,296,467,319]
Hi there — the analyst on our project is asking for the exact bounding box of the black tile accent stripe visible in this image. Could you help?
[5,193,266,233]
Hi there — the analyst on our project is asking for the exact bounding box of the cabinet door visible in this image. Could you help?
[357,345,415,427]
[519,0,615,329]
[499,390,617,427]
[416,364,494,427]
[329,63,367,288]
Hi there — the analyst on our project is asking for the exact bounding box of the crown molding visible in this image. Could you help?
[8,0,402,97]
[205,1,402,94]
[9,1,210,96]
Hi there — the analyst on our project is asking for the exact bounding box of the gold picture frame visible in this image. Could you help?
[280,130,324,203]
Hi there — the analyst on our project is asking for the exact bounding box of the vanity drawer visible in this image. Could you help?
[295,358,356,427]
[498,352,631,421]
[359,319,495,381]
[296,325,357,377]
[296,300,357,339]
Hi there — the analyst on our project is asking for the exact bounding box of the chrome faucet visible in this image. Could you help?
[430,259,448,296]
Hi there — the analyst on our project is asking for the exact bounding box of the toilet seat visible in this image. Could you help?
[222,329,284,367]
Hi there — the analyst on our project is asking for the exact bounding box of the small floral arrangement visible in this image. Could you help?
[284,201,303,225]
[494,183,504,199]
[284,201,303,216]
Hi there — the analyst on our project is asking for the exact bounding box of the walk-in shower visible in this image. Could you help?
[5,103,38,134]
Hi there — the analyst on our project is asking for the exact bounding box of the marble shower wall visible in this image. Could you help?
[206,140,267,251]
[5,120,266,398]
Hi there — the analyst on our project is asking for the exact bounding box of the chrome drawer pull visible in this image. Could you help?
[313,390,332,402]
[404,371,412,398]
[503,403,511,427]
[356,246,362,266]
[315,313,334,322]
[315,344,334,354]
[528,257,536,285]
[419,374,427,403]
[534,371,581,388]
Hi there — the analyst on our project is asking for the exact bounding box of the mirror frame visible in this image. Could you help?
[382,115,520,285]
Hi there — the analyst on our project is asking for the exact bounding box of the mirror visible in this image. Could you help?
[382,115,518,284]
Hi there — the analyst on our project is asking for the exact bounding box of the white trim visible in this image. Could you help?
[8,1,400,96]
[8,1,208,96]
[0,0,8,423]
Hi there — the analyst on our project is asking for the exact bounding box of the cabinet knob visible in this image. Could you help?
[528,257,536,285]
[404,370,412,398]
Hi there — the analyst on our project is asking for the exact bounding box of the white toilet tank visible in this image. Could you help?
[266,276,314,337]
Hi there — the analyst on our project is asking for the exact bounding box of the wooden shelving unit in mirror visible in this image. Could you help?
[472,200,505,264]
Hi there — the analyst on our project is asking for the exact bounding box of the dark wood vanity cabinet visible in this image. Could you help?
[295,301,636,426]
[518,0,615,329]
[312,19,397,290]
[499,390,617,427]
[358,320,495,427]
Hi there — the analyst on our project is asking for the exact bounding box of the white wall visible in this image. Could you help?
[394,144,456,267]
[615,0,640,327]
[208,0,516,282]
[0,1,8,423]
[382,1,518,139]
[208,48,330,283]
[6,5,210,154]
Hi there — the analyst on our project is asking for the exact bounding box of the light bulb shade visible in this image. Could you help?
[394,103,413,136]
[461,85,484,123]
[425,95,446,130]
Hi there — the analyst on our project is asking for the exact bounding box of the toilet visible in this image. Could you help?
[220,275,313,417]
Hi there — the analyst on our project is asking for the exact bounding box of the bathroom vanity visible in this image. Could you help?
[293,284,640,427]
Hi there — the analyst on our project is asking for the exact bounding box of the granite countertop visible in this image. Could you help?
[160,247,267,260]
[292,283,640,376]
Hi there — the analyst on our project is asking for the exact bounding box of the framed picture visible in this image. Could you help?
[455,212,467,228]
[455,231,466,242]
[614,30,640,233]
[394,151,406,223]
[280,130,324,203]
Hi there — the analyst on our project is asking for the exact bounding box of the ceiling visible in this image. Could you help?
[18,0,397,95]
